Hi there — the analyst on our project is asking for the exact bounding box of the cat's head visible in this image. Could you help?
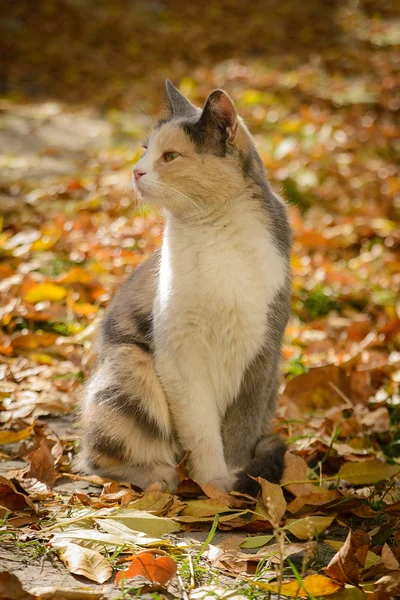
[133,81,254,218]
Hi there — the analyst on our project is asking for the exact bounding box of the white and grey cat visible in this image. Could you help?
[80,81,291,496]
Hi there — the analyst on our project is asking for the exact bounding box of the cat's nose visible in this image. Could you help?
[134,169,146,181]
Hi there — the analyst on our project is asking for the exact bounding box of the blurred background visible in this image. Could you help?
[0,1,399,455]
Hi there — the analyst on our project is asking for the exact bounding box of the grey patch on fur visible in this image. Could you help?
[164,80,198,119]
[90,428,127,463]
[240,145,292,258]
[130,310,153,343]
[222,286,290,487]
[94,387,165,438]
[102,314,151,353]
[182,91,235,157]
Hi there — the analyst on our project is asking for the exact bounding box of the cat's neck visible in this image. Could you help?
[163,185,262,229]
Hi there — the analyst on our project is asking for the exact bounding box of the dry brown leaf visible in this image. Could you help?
[11,332,59,350]
[0,571,37,599]
[381,543,400,571]
[258,477,286,523]
[0,475,34,512]
[324,529,370,585]
[281,452,320,497]
[287,489,342,515]
[284,365,351,410]
[369,571,400,599]
[61,543,112,584]
[25,438,56,488]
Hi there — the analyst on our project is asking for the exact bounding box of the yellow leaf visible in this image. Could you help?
[24,283,67,303]
[0,422,35,445]
[182,499,235,518]
[29,353,54,365]
[254,574,342,597]
[61,543,112,584]
[338,462,400,485]
[286,516,335,540]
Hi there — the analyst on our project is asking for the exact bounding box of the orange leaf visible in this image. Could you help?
[11,332,58,350]
[115,550,177,587]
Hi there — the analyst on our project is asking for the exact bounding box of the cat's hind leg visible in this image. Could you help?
[79,344,181,490]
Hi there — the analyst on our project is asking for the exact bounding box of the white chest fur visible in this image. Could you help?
[154,203,286,413]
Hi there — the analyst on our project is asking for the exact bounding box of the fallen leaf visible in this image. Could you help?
[282,452,320,497]
[0,422,35,445]
[31,587,104,599]
[240,534,274,549]
[368,571,400,599]
[324,530,370,585]
[25,438,56,488]
[61,543,112,584]
[258,477,287,523]
[381,543,400,571]
[24,283,67,303]
[287,489,343,515]
[338,462,400,485]
[98,508,181,536]
[284,365,351,410]
[96,518,175,547]
[0,571,36,599]
[115,550,177,586]
[254,573,342,597]
[11,333,58,350]
[286,515,335,539]
[181,499,235,518]
[52,528,127,552]
[0,475,34,512]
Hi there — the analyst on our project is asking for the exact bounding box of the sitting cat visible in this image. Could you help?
[80,81,291,496]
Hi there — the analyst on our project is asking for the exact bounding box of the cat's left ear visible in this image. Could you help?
[200,90,238,144]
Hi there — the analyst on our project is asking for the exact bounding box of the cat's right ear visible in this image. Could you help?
[164,80,197,118]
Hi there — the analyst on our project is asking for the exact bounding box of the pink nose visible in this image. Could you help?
[134,169,146,181]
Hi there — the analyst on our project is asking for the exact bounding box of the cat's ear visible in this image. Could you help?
[164,80,197,117]
[200,90,238,144]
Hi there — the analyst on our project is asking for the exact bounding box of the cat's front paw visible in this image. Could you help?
[206,474,235,493]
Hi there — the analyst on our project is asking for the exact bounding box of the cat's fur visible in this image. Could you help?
[80,81,291,495]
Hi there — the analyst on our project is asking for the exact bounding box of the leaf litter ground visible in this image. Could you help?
[1,1,400,598]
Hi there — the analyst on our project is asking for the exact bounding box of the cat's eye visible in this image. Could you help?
[163,151,181,163]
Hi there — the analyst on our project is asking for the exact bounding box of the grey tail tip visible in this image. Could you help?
[233,435,287,497]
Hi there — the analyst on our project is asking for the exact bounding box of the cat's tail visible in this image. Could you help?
[234,434,286,497]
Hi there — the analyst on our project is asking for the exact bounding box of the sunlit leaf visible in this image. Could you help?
[115,550,177,586]
[61,543,112,583]
[338,462,400,485]
[254,574,342,597]
[0,422,35,445]
[286,516,335,539]
[24,283,67,303]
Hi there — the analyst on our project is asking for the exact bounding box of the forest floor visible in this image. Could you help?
[0,1,400,599]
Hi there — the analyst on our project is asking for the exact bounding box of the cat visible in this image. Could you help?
[79,80,291,496]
